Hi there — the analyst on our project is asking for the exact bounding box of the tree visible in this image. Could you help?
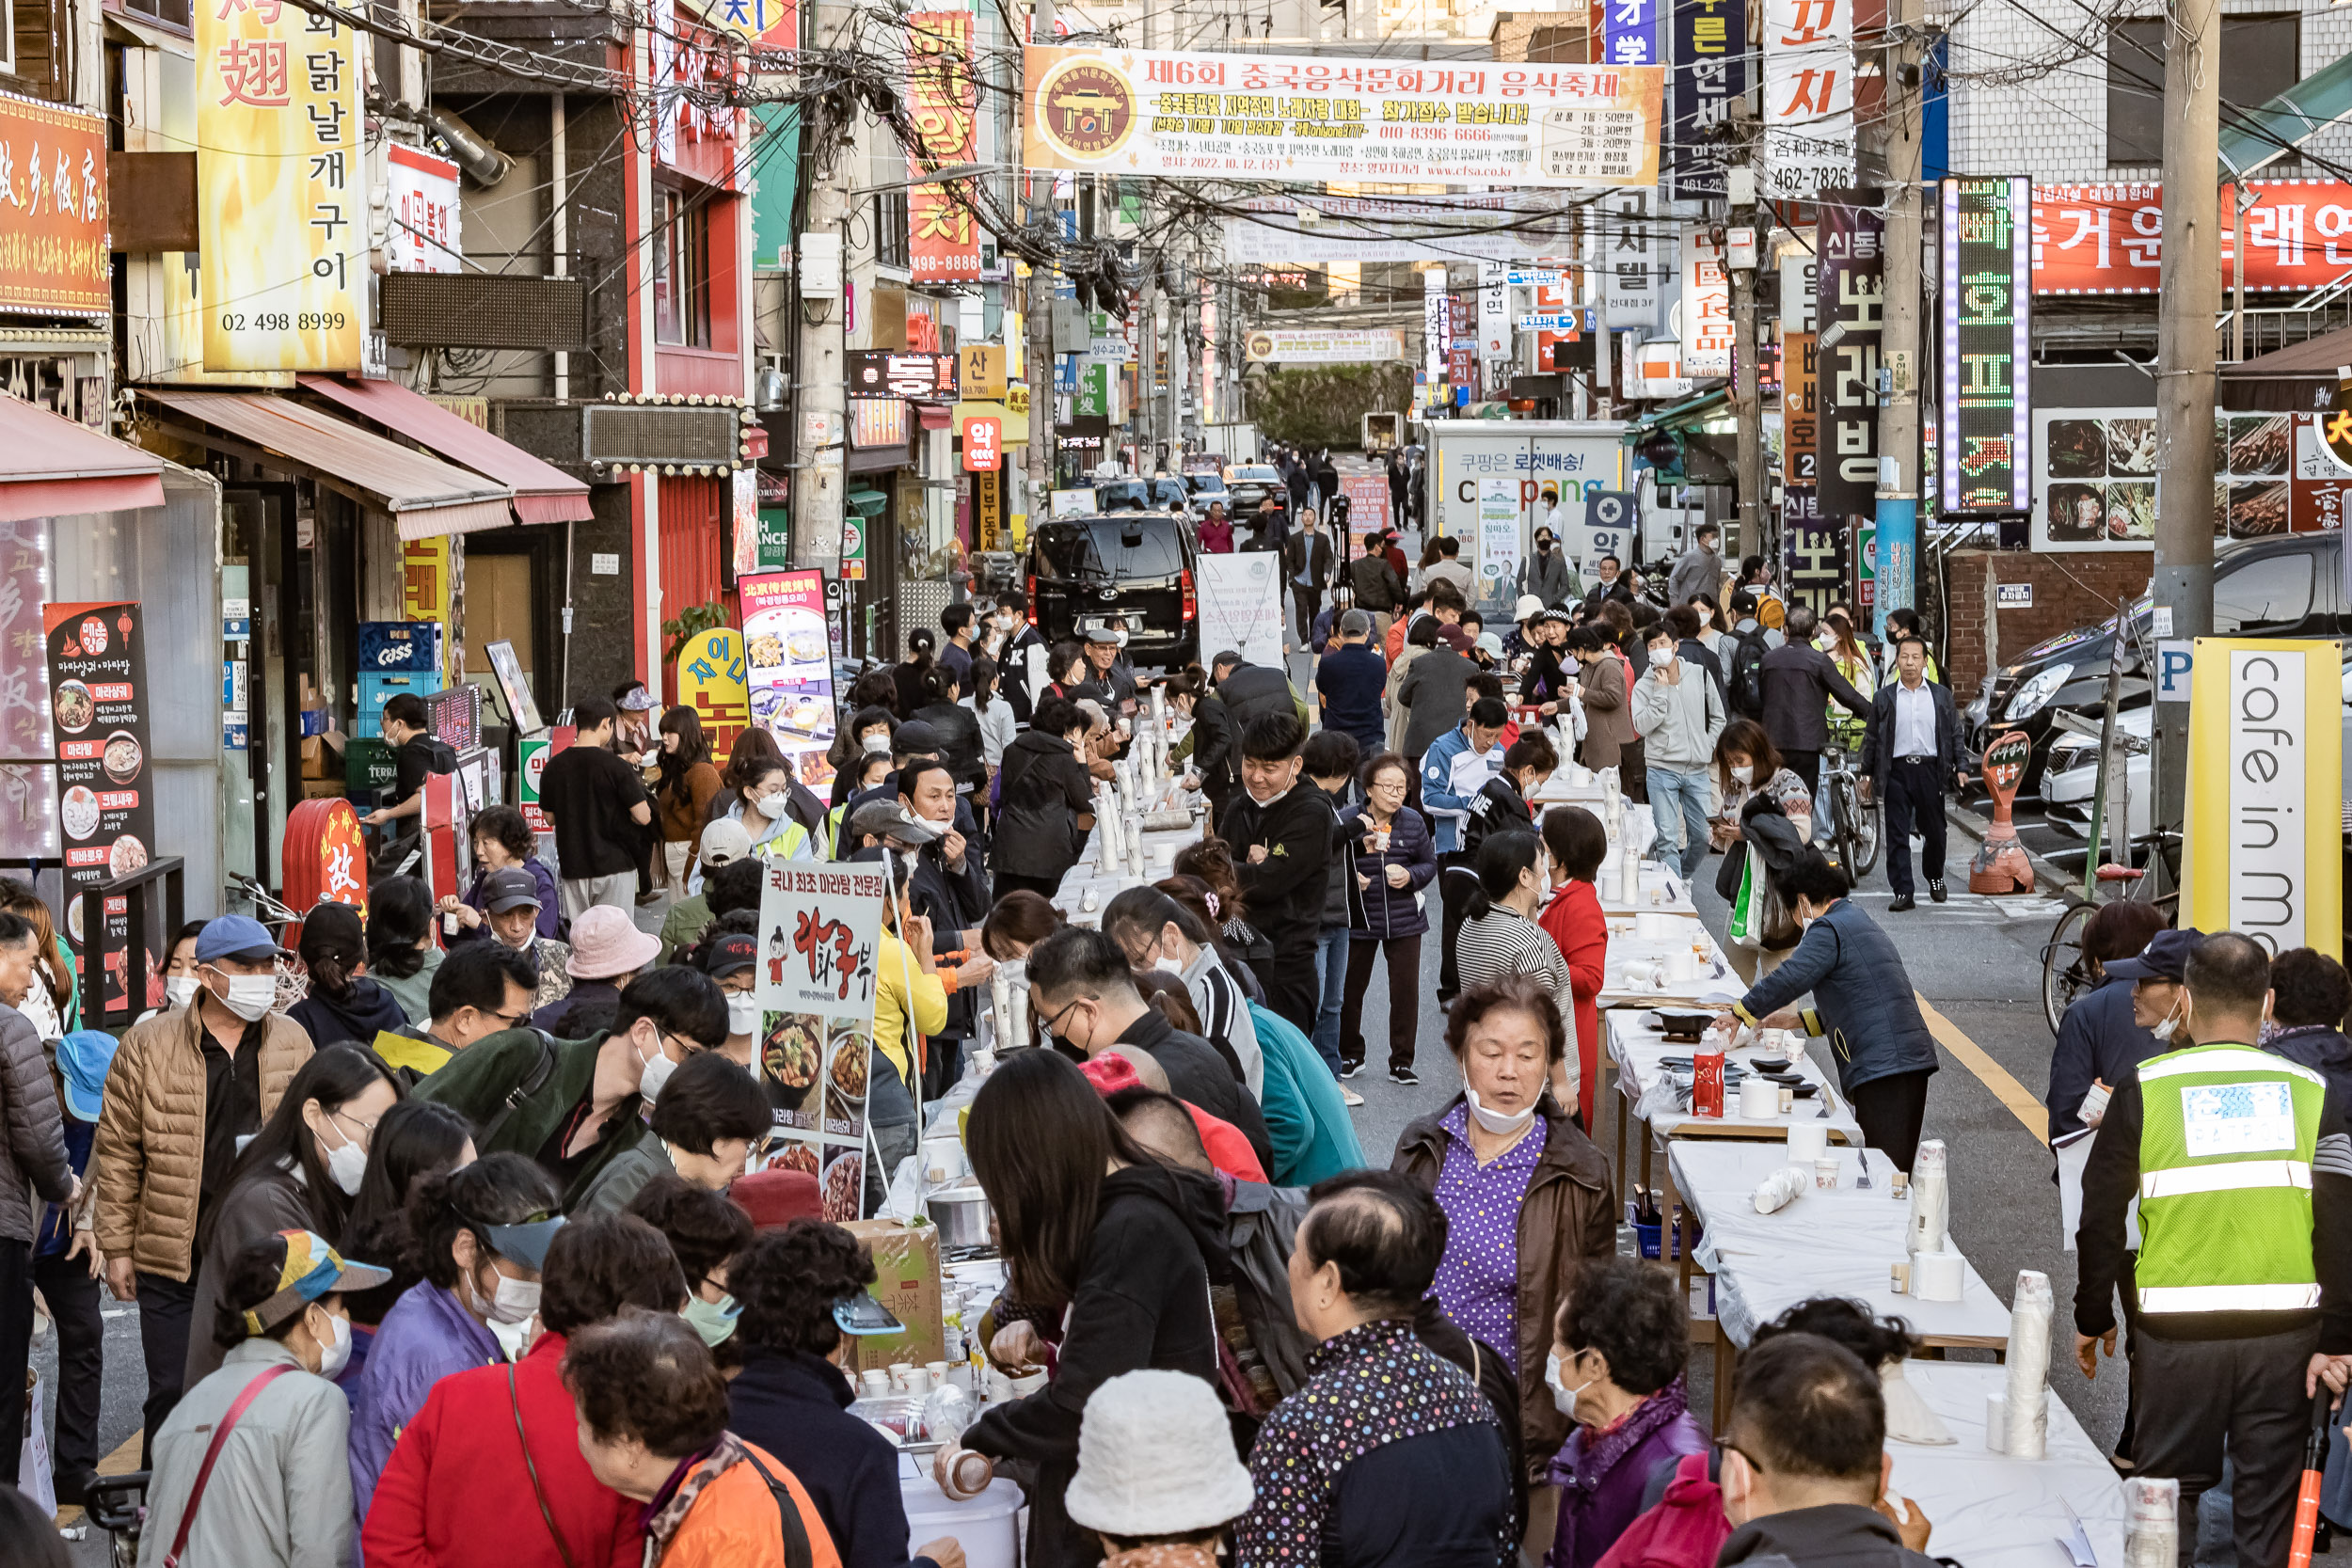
[1246,364,1413,451]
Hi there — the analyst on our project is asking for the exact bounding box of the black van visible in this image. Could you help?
[1025,511,1199,668]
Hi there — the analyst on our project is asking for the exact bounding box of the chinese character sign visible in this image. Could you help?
[0,97,109,318]
[198,0,364,370]
[1669,0,1744,199]
[755,860,889,1221]
[674,626,750,760]
[1815,194,1883,516]
[1762,0,1853,200]
[1682,224,1733,377]
[1603,0,1656,67]
[909,12,981,283]
[1940,176,2031,513]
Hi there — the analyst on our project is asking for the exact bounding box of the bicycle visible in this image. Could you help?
[1820,741,1882,880]
[2039,827,2182,1036]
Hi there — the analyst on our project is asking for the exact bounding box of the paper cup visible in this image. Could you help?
[1739,1077,1779,1118]
[1813,1155,1840,1189]
[903,1367,934,1396]
[860,1370,891,1396]
[1787,1122,1831,1164]
[1635,911,1681,942]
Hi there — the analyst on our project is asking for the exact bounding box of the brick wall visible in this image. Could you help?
[1943,549,2153,700]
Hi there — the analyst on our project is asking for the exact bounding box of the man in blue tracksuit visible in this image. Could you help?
[1421,694,1510,1006]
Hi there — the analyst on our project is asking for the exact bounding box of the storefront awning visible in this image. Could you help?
[2217,324,2352,412]
[295,374,595,526]
[140,390,515,540]
[0,393,167,521]
[1629,387,1730,437]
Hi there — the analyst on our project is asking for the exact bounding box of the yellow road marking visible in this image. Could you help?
[1915,992,2050,1147]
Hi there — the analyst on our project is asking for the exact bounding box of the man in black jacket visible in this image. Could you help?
[899,759,995,1093]
[1282,510,1336,643]
[1219,711,1331,1039]
[1758,604,1872,793]
[1347,529,1406,641]
[1859,636,1967,911]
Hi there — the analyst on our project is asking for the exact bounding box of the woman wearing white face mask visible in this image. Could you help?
[183,1043,403,1388]
[726,762,817,861]
[136,918,210,1022]
[1102,886,1263,1096]
[1392,974,1618,1558]
[1541,1257,1706,1568]
[142,1228,388,1568]
[346,1152,564,1526]
[1710,720,1816,986]
[1454,832,1582,1111]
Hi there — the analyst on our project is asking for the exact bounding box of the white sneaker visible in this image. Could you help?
[1341,1086,1366,1107]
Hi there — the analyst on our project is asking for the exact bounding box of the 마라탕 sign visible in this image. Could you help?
[1023,46,1662,188]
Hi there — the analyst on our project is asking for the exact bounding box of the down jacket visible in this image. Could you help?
[93,1004,312,1282]
[347,1280,502,1526]
[0,1002,71,1245]
[1337,803,1435,940]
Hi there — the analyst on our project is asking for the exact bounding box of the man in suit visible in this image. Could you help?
[1860,635,1969,911]
[1283,509,1336,643]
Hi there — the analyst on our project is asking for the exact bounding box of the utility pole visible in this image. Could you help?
[1024,0,1057,515]
[1873,0,1924,633]
[2150,0,2221,863]
[1728,214,1766,560]
[792,6,851,599]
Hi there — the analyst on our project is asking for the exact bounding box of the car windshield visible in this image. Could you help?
[1151,479,1188,508]
[1096,482,1150,511]
[1187,476,1228,495]
[1037,517,1186,580]
[1230,467,1279,483]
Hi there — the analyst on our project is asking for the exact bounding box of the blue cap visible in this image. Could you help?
[193,914,286,965]
[56,1029,118,1121]
[2103,927,2204,984]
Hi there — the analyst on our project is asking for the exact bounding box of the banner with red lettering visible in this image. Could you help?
[908,12,982,283]
[2034,182,2352,294]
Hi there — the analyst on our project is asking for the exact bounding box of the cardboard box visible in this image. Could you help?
[300,735,329,778]
[842,1217,944,1372]
[297,778,348,800]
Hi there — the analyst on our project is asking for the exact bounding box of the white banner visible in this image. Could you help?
[1480,261,1512,357]
[1600,189,1664,327]
[1241,328,1406,364]
[1682,226,1734,377]
[1196,552,1287,668]
[1424,269,1448,383]
[1221,195,1581,265]
[386,145,462,274]
[1762,0,1855,200]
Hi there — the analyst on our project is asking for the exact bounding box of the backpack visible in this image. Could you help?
[1726,627,1771,720]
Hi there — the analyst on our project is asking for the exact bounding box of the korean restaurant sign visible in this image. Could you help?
[1761,0,1854,200]
[198,0,364,372]
[908,12,981,283]
[385,144,460,274]
[1021,46,1663,188]
[0,93,108,318]
[2033,182,2352,294]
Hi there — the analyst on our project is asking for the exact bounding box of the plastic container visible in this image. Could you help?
[903,1477,1025,1568]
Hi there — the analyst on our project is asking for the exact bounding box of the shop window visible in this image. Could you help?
[2107,15,2297,166]
[653,185,710,347]
[119,0,193,35]
[874,189,910,269]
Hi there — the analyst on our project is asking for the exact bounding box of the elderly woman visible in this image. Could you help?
[1392,974,1617,1545]
[1546,1258,1707,1568]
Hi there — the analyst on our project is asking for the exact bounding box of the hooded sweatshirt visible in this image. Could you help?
[286,975,411,1051]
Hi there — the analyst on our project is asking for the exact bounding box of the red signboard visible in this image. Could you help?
[2034,182,2352,295]
[961,416,1001,470]
[0,93,109,318]
[907,12,981,283]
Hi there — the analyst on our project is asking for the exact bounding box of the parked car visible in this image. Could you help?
[1968,531,2347,792]
[1025,510,1199,668]
[1185,472,1232,516]
[1223,464,1287,518]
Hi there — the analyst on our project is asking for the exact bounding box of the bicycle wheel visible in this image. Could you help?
[2042,899,2097,1037]
[1850,787,1883,878]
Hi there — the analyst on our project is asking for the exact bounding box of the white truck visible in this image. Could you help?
[1421,419,1631,604]
[1362,411,1402,452]
[1198,421,1261,466]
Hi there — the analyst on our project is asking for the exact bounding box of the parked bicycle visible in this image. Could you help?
[1819,741,1881,880]
[2039,827,2182,1036]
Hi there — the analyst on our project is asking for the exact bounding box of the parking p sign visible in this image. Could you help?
[2155,639,2194,702]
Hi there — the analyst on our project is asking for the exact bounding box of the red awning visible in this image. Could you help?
[917,404,954,431]
[296,374,596,526]
[0,393,166,522]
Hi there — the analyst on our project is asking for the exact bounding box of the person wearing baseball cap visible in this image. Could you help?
[90,913,313,1460]
[456,864,573,1018]
[2101,926,2203,1040]
[657,816,756,964]
[141,1228,389,1566]
[1315,607,1388,759]
[693,931,763,1069]
[531,904,660,1033]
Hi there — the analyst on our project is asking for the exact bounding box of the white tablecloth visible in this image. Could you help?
[1889,1361,2126,1568]
[1669,1139,2012,1348]
[1602,864,1700,918]
[1599,926,1740,1007]
[1608,1010,1861,1146]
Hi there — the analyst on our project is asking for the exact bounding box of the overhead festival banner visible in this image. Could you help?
[1022,46,1663,187]
[907,12,982,283]
[1761,0,1855,200]
[1243,328,1406,364]
[2034,181,2352,294]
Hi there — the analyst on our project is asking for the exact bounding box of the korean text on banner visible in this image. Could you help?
[1601,190,1663,326]
[1242,329,1406,364]
[1761,0,1854,200]
[2033,182,2352,295]
[675,627,751,763]
[1941,176,2031,513]
[198,0,365,372]
[1022,46,1663,188]
[739,572,836,793]
[385,144,461,274]
[1196,552,1286,671]
[45,603,157,1014]
[908,12,981,283]
[1682,225,1733,377]
[755,860,891,1221]
[2184,640,2343,959]
[1816,193,1885,517]
[1669,0,1744,199]
[0,95,108,317]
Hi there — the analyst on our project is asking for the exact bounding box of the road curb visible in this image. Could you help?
[1942,800,2079,900]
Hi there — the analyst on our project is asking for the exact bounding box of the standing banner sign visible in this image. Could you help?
[674,627,751,762]
[1196,552,1286,668]
[44,602,156,1014]
[1816,194,1885,516]
[739,571,838,793]
[755,861,891,1219]
[2184,639,2343,958]
[1477,480,1520,601]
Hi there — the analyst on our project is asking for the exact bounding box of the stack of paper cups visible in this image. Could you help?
[1912,1250,1965,1302]
[1753,1164,1807,1213]
[989,971,1012,1052]
[1127,821,1146,879]
[2124,1478,2180,1568]
[1097,792,1121,874]
[1787,1122,1830,1164]
[1009,984,1029,1051]
[1907,1139,1949,1258]
[2003,1270,2054,1459]
[1739,1077,1779,1118]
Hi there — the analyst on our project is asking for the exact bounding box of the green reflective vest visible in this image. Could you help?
[2136,1041,2328,1316]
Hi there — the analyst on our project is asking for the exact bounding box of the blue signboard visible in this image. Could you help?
[1603,0,1656,65]
[1669,0,1745,199]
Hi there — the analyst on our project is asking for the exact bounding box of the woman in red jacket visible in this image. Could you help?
[1537,804,1611,1128]
[360,1214,689,1568]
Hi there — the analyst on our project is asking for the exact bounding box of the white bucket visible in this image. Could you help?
[904,1476,1025,1568]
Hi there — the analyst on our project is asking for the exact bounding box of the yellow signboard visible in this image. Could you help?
[674,627,751,763]
[2184,637,2343,958]
[960,343,1008,400]
[198,0,365,371]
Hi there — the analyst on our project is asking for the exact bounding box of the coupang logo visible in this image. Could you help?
[1038,58,1136,160]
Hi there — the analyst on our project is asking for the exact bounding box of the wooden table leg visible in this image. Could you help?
[1713,1332,1732,1429]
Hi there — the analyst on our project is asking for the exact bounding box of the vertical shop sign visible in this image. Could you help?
[1479,261,1510,358]
[1604,0,1657,65]
[1682,225,1733,376]
[1669,0,1743,199]
[739,570,838,793]
[1940,175,2032,513]
[1780,487,1842,616]
[907,12,981,283]
[755,860,889,1219]
[976,470,1003,550]
[0,519,56,860]
[517,736,551,833]
[45,602,155,1012]
[198,0,365,370]
[1783,331,1817,483]
[400,537,459,689]
[385,144,461,273]
[1762,0,1853,200]
[1816,193,1884,516]
[674,626,750,760]
[1602,189,1663,326]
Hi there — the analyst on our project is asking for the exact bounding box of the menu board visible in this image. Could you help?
[44,601,155,1012]
[739,570,839,792]
[755,860,889,1221]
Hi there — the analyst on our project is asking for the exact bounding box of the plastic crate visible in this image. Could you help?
[344,736,397,795]
[357,621,442,673]
[354,671,444,737]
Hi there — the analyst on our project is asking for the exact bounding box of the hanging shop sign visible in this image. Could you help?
[1480,262,1511,358]
[958,343,1007,399]
[2032,181,2352,295]
[673,626,750,760]
[45,601,155,1014]
[850,398,910,448]
[754,858,889,1219]
[1667,0,1742,199]
[1242,327,1406,365]
[739,570,836,793]
[907,12,982,283]
[385,144,461,274]
[1940,175,2031,514]
[1680,224,1732,378]
[961,415,1002,469]
[1602,0,1657,65]
[1021,45,1664,188]
[1761,0,1853,200]
[2184,639,2343,958]
[197,0,365,371]
[1783,330,1816,483]
[0,93,109,317]
[1815,192,1884,516]
[1781,486,1845,618]
[849,352,958,399]
[1600,188,1664,326]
